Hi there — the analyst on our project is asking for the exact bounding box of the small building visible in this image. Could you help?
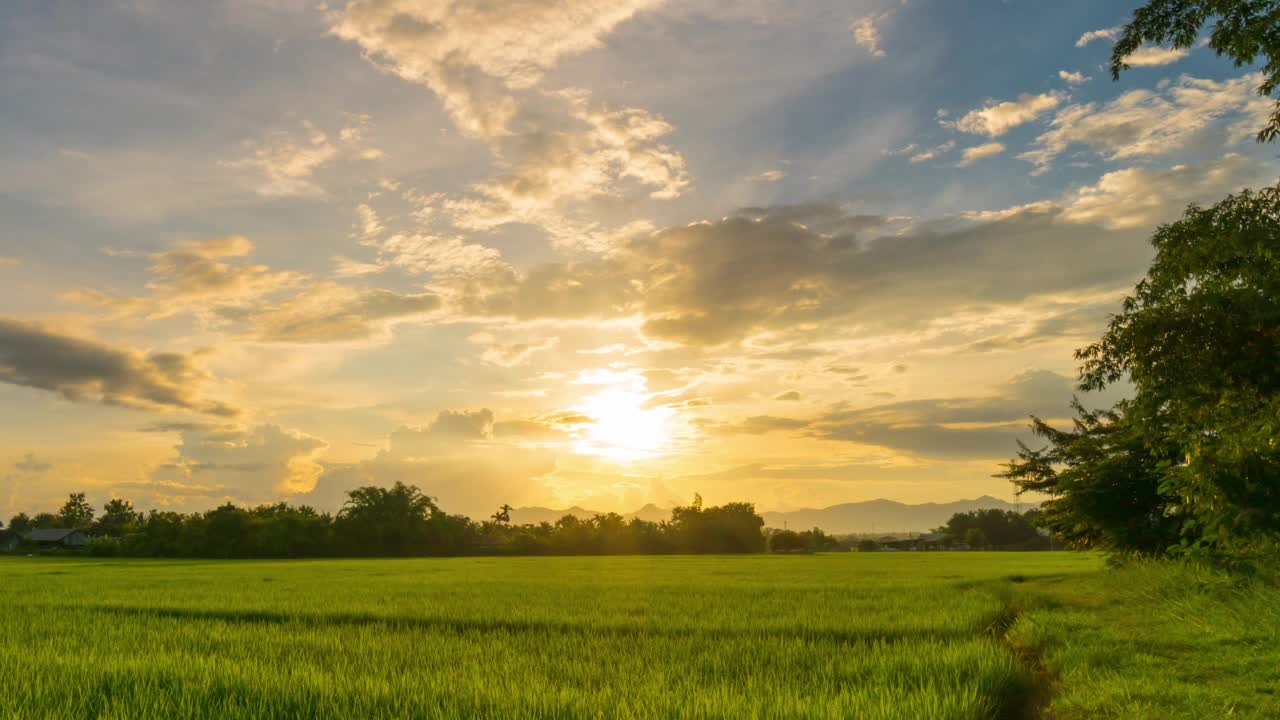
[27,528,89,548]
[917,532,951,550]
[0,530,19,552]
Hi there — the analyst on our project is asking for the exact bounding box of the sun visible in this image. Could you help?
[572,386,675,462]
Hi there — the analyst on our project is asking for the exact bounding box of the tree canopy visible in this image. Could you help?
[1004,187,1280,558]
[1113,0,1280,141]
[5,488,770,559]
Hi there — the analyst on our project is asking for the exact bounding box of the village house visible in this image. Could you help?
[27,528,89,549]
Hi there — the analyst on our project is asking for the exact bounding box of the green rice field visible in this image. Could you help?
[0,553,1275,719]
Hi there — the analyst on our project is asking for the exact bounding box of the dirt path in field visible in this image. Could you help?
[984,581,1058,720]
[997,606,1056,720]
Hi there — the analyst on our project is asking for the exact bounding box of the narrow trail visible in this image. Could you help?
[989,595,1058,720]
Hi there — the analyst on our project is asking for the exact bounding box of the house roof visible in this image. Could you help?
[27,528,83,542]
[919,532,949,543]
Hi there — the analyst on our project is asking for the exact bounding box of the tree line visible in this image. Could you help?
[2,489,1052,557]
[997,0,1280,562]
[1,486,772,558]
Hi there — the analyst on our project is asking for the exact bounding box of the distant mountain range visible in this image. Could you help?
[507,496,1029,535]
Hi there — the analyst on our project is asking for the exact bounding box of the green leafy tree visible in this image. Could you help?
[31,512,59,530]
[97,498,141,537]
[670,498,766,553]
[1001,402,1186,554]
[940,507,1047,550]
[1078,187,1280,552]
[57,493,95,528]
[6,509,31,532]
[1112,0,1280,141]
[963,527,988,549]
[334,482,455,556]
[769,529,807,553]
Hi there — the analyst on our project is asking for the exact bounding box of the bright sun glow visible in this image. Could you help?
[573,387,674,461]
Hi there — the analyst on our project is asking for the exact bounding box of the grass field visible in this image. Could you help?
[0,553,1274,719]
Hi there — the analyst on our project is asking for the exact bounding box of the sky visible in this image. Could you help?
[0,0,1274,520]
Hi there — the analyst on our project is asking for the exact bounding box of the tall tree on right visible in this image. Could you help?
[1078,187,1280,552]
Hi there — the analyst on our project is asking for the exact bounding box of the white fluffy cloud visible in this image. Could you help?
[969,152,1273,231]
[850,14,887,58]
[329,0,665,137]
[1075,26,1120,47]
[1058,70,1089,85]
[1123,46,1189,67]
[948,93,1063,137]
[1057,153,1273,230]
[1020,73,1270,172]
[329,0,687,252]
[957,142,1005,166]
[910,141,955,164]
[225,118,381,197]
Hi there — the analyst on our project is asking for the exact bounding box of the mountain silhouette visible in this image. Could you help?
[507,495,1028,534]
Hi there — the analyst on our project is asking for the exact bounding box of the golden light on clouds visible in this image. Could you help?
[1,1,1274,518]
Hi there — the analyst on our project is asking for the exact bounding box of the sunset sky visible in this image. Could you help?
[0,0,1273,519]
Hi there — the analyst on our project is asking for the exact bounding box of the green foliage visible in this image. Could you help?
[1113,0,1280,141]
[963,528,988,549]
[669,500,767,553]
[57,492,94,528]
[31,512,58,530]
[857,538,881,552]
[768,529,807,552]
[999,401,1184,554]
[1004,186,1280,559]
[96,498,142,537]
[1079,187,1280,553]
[10,487,768,558]
[6,513,31,534]
[941,509,1047,550]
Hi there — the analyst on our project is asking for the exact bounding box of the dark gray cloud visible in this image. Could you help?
[808,370,1127,459]
[14,453,51,474]
[442,203,1151,347]
[0,318,238,416]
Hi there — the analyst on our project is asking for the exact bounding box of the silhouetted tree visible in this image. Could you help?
[670,498,766,553]
[769,530,807,553]
[57,493,95,528]
[1000,401,1182,554]
[2,514,23,534]
[97,498,142,537]
[940,508,1047,550]
[334,482,461,556]
[32,512,59,530]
